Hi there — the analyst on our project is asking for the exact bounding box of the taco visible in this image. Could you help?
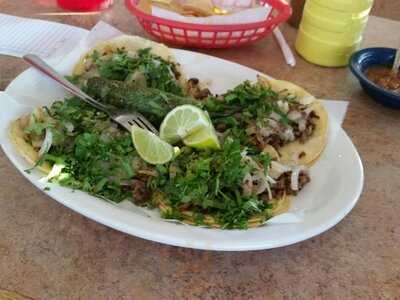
[73,35,187,94]
[155,192,291,229]
[8,109,52,173]
[203,76,328,167]
[257,76,328,166]
[150,137,310,229]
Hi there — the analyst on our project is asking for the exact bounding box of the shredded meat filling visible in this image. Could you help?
[249,110,320,150]
[187,78,211,100]
[256,133,285,150]
[295,111,319,143]
[130,179,152,204]
[270,171,310,199]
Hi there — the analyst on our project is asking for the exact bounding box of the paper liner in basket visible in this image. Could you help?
[142,1,271,39]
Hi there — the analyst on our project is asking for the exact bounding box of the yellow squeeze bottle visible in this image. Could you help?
[295,0,374,67]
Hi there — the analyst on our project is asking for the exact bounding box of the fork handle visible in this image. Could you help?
[23,54,110,114]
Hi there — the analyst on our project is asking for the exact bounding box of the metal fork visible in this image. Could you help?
[22,54,159,135]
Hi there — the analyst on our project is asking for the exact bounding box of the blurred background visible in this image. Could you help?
[0,0,398,21]
[361,0,399,20]
[289,0,399,20]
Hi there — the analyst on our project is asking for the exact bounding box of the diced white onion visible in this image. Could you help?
[277,101,289,113]
[254,171,269,195]
[126,71,147,88]
[298,119,306,131]
[64,122,74,133]
[288,110,302,121]
[272,161,292,172]
[290,167,300,191]
[270,112,281,121]
[290,166,308,191]
[283,102,289,113]
[152,59,161,67]
[304,107,313,117]
[267,119,279,129]
[167,65,176,79]
[270,161,291,179]
[266,175,276,184]
[280,128,295,141]
[265,180,273,200]
[38,128,53,157]
[39,163,65,183]
[260,127,272,137]
[242,172,253,197]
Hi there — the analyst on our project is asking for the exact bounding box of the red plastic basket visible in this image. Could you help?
[125,0,292,48]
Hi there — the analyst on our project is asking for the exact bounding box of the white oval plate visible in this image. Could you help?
[0,49,363,251]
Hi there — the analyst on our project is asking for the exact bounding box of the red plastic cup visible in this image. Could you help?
[57,0,113,11]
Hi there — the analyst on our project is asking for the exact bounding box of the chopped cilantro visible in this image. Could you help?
[151,137,272,229]
[90,48,183,95]
[35,98,144,203]
[161,208,184,221]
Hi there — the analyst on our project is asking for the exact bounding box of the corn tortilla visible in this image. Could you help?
[8,115,52,174]
[258,76,328,166]
[154,191,291,229]
[73,35,187,89]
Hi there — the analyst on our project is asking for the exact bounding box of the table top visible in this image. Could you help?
[1,2,400,300]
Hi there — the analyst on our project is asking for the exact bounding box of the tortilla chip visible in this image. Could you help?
[137,0,152,13]
[181,0,215,17]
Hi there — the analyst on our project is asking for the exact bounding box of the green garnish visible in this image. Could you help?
[90,48,183,95]
[151,138,273,229]
[85,77,198,125]
[37,98,143,203]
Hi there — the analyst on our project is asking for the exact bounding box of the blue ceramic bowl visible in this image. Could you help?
[349,47,400,109]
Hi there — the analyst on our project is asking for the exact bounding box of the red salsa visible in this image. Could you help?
[365,65,400,95]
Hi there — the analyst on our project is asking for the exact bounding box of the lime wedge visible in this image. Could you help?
[160,104,220,150]
[183,127,220,150]
[131,126,175,165]
[160,105,211,144]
